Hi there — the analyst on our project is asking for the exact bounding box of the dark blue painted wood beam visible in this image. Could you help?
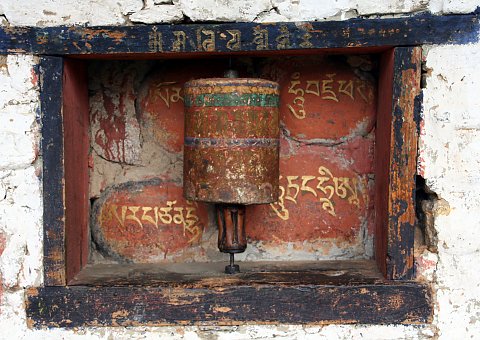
[0,11,478,55]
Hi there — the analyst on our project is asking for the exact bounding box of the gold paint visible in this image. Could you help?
[172,31,186,52]
[285,176,300,203]
[46,270,65,284]
[253,26,268,50]
[338,80,355,100]
[226,29,241,51]
[148,26,163,52]
[196,29,215,51]
[72,41,82,51]
[141,207,159,228]
[355,79,372,102]
[101,201,202,244]
[300,176,317,197]
[321,73,339,102]
[26,287,40,297]
[0,56,7,74]
[269,176,289,221]
[153,82,184,108]
[287,72,306,119]
[26,317,35,329]
[299,32,313,48]
[36,32,49,45]
[287,72,374,119]
[49,249,65,261]
[305,80,320,96]
[270,167,363,220]
[276,25,290,49]
[126,206,143,229]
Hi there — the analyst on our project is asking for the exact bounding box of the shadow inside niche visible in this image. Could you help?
[415,175,439,253]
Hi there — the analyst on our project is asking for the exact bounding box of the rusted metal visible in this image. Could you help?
[183,78,280,204]
[183,77,280,273]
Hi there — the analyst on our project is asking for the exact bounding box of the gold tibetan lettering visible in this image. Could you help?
[126,206,143,229]
[197,29,215,51]
[141,207,159,229]
[287,72,306,119]
[268,168,364,221]
[158,201,175,224]
[300,176,317,197]
[338,80,355,100]
[321,73,339,102]
[285,176,300,203]
[226,29,241,51]
[253,27,268,50]
[109,204,126,228]
[148,26,163,52]
[276,25,290,50]
[270,177,289,220]
[172,31,186,52]
[305,80,320,96]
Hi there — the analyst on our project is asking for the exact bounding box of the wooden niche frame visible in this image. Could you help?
[4,12,475,327]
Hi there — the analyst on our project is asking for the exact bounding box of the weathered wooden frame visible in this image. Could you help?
[0,12,476,327]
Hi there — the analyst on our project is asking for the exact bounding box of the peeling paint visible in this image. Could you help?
[1,2,480,338]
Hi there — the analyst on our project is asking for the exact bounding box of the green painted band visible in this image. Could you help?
[184,93,279,108]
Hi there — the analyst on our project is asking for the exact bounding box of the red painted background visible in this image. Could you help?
[90,56,377,263]
[247,134,374,243]
[94,181,208,262]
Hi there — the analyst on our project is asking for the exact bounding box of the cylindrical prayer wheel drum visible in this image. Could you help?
[183,78,280,205]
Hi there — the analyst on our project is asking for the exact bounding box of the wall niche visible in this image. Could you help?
[87,55,378,267]
[17,18,444,326]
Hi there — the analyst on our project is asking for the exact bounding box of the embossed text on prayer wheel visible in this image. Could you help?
[183,78,280,204]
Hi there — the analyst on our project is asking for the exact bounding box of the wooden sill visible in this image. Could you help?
[68,260,383,287]
[26,260,432,327]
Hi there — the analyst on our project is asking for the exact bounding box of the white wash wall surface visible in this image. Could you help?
[1,0,480,339]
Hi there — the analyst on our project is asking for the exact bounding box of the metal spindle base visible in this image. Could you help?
[225,253,240,274]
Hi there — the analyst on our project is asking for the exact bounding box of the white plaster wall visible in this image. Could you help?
[419,42,480,339]
[0,0,480,339]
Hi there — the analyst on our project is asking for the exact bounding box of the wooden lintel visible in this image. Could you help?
[0,12,478,56]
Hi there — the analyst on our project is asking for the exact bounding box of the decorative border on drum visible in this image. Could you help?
[184,93,280,107]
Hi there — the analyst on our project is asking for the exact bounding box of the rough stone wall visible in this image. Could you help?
[0,0,479,339]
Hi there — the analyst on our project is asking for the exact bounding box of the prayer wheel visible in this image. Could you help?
[183,77,280,273]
